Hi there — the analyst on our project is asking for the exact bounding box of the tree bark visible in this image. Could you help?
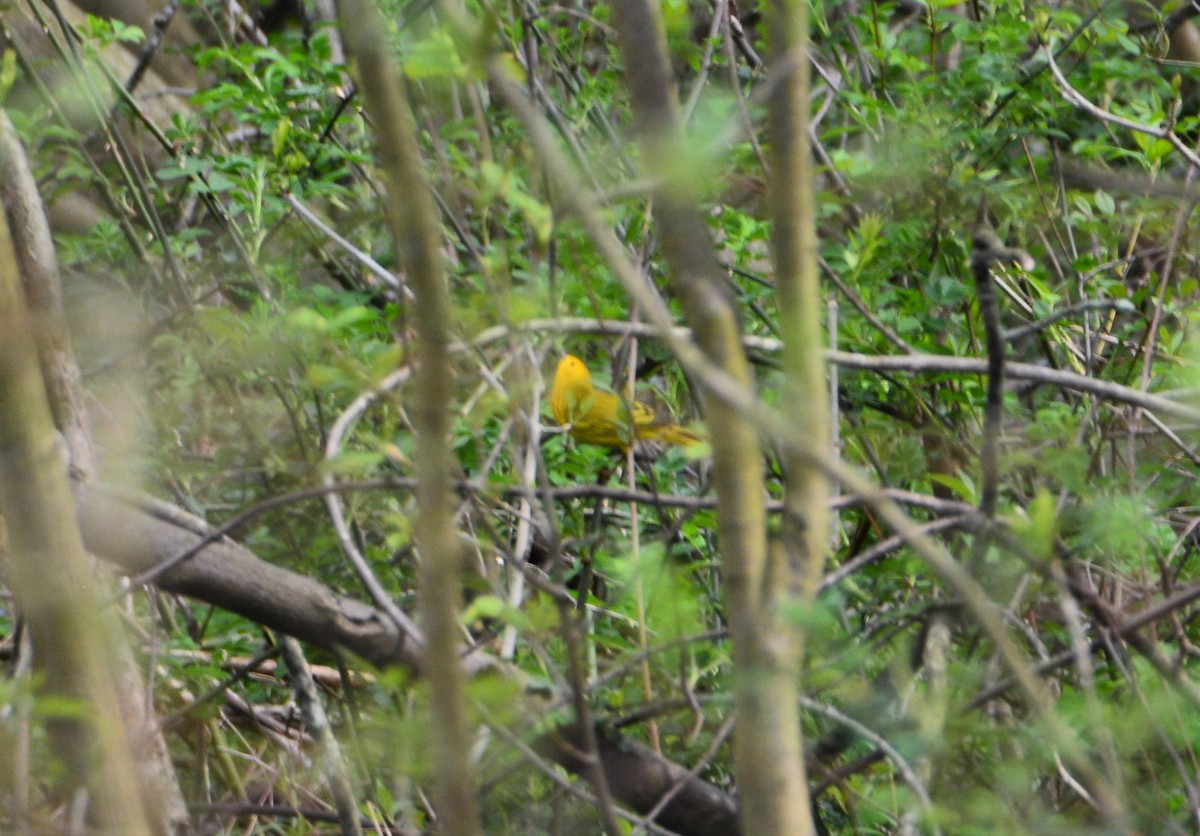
[543,722,741,836]
[608,1,813,831]
[766,0,829,829]
[0,205,151,834]
[0,108,188,834]
[336,2,482,833]
[75,484,425,670]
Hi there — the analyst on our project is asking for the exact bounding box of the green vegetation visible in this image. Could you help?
[3,0,1200,832]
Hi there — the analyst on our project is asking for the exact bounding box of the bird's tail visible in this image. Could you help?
[652,423,705,448]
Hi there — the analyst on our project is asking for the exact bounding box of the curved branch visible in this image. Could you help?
[1045,43,1200,170]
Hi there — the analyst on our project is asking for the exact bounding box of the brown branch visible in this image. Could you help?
[74,483,427,673]
[541,722,741,836]
[80,485,751,834]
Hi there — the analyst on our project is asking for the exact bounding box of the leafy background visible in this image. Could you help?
[4,0,1200,832]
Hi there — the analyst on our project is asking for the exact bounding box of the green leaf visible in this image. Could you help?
[462,595,532,630]
[1009,488,1058,561]
[404,28,469,80]
[271,118,292,158]
[929,473,975,502]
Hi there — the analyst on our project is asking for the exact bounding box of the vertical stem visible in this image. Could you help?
[0,202,150,834]
[338,2,480,832]
[769,0,829,602]
[280,636,363,836]
[972,231,1006,520]
[609,0,813,829]
[827,296,841,547]
[626,339,661,753]
[764,0,827,828]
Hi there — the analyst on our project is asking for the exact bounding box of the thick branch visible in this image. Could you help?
[542,722,741,836]
[0,216,150,832]
[609,0,811,832]
[74,484,425,672]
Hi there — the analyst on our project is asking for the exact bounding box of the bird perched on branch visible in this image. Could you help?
[550,354,702,452]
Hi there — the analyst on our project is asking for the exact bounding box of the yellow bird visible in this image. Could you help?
[550,354,702,451]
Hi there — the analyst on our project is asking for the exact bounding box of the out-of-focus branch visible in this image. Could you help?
[0,108,189,832]
[763,0,827,828]
[337,1,482,832]
[0,189,150,833]
[0,110,94,478]
[769,0,830,593]
[608,0,815,832]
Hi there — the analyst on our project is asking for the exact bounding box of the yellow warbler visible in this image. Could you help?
[550,354,702,451]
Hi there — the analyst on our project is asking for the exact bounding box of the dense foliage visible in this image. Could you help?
[4,0,1200,832]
